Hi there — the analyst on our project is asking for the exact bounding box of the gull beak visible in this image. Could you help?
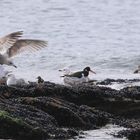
[58,69,62,72]
[9,61,17,68]
[90,70,96,74]
[13,64,17,68]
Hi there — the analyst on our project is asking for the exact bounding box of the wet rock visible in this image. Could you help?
[10,97,110,129]
[96,78,140,85]
[0,81,140,139]
[96,78,126,85]
[0,82,111,139]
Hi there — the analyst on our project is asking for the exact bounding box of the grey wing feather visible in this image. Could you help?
[0,31,23,52]
[7,39,48,58]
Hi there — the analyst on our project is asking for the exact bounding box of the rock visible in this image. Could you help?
[0,80,140,139]
[0,82,110,139]
[96,78,140,85]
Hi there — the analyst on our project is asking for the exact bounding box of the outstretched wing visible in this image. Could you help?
[7,39,48,58]
[0,31,23,52]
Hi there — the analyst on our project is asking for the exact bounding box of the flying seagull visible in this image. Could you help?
[0,31,47,67]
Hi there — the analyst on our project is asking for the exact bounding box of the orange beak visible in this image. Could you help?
[90,70,96,74]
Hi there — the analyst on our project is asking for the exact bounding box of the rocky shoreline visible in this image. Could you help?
[0,79,140,139]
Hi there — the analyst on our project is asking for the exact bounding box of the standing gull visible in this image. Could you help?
[0,31,47,67]
[6,74,26,86]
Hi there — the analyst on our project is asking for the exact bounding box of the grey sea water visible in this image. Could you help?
[0,0,139,84]
[0,0,139,139]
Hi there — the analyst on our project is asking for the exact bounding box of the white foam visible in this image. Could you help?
[70,124,127,140]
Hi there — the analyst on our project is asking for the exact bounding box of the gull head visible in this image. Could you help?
[6,74,15,78]
[59,68,71,75]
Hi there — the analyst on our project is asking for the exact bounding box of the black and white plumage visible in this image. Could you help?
[134,65,140,74]
[62,67,96,86]
[62,67,96,78]
[0,31,47,67]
